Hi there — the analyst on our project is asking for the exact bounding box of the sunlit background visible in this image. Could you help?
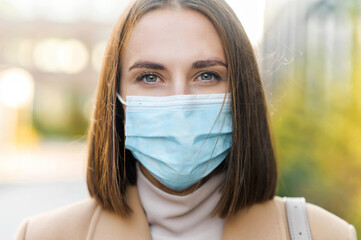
[0,0,360,238]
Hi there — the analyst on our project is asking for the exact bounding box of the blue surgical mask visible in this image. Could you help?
[116,93,232,191]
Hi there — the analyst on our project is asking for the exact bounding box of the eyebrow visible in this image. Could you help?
[129,62,165,71]
[128,59,228,71]
[192,60,227,68]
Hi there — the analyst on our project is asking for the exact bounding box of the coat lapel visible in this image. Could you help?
[89,186,152,240]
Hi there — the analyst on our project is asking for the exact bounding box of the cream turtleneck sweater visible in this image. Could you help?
[136,163,226,240]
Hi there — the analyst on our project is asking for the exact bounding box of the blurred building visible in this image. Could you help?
[262,0,360,102]
[0,0,132,143]
[262,0,361,232]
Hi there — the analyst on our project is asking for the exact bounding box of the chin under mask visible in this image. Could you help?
[117,93,232,191]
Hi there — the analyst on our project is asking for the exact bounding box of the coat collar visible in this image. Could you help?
[89,186,288,240]
[88,186,151,240]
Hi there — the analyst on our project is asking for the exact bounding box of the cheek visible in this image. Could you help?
[195,80,229,94]
[218,80,229,93]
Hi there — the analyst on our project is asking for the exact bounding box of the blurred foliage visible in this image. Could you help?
[272,63,361,234]
[271,1,361,234]
[33,90,89,139]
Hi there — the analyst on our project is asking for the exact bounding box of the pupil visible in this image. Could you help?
[146,75,157,82]
[201,73,212,81]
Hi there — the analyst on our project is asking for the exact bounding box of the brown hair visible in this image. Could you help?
[87,0,277,218]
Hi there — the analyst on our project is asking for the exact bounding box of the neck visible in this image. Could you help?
[136,163,226,239]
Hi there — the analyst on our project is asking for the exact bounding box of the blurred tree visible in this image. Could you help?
[265,0,361,234]
[273,64,361,235]
[33,89,89,139]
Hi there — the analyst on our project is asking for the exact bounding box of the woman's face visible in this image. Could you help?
[120,8,229,194]
[120,8,228,98]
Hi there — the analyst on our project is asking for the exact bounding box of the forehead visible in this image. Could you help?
[122,8,226,65]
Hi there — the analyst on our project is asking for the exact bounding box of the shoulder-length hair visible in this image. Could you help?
[87,0,277,218]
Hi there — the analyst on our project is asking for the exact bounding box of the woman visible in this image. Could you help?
[16,0,356,239]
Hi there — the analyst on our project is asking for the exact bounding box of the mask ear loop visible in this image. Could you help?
[116,91,128,184]
[116,92,128,105]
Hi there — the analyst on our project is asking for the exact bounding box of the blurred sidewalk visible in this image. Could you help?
[0,140,87,183]
[0,140,89,239]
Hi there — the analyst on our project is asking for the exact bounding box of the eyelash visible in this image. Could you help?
[198,70,222,81]
[136,72,162,83]
[135,70,223,84]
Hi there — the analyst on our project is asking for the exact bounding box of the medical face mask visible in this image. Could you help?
[116,93,232,191]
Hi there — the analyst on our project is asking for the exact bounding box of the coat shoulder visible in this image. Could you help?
[223,196,357,240]
[305,201,357,240]
[15,198,99,240]
[223,196,290,239]
[273,196,357,240]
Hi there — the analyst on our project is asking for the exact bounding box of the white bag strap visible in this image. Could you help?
[284,197,313,240]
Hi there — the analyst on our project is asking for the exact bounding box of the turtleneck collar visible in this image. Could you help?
[136,162,226,240]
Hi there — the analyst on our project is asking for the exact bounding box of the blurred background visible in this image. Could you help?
[0,0,360,238]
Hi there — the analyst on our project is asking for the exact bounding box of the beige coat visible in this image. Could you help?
[15,186,357,240]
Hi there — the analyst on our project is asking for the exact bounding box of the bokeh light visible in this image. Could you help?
[17,39,35,68]
[91,41,107,72]
[0,68,34,109]
[57,39,89,74]
[33,38,63,72]
[33,38,89,74]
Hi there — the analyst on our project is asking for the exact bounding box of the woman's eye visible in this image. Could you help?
[200,73,213,81]
[136,73,160,84]
[197,72,222,82]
